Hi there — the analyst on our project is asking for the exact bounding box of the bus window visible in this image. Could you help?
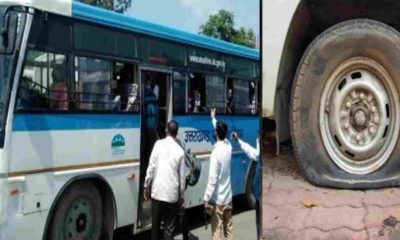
[188,73,206,113]
[74,57,112,111]
[206,75,225,113]
[233,79,257,115]
[112,62,139,113]
[17,50,69,111]
[173,71,186,114]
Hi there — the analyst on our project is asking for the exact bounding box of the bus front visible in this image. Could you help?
[0,5,29,238]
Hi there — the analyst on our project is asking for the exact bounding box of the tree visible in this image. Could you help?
[232,27,255,48]
[77,0,132,14]
[200,10,256,48]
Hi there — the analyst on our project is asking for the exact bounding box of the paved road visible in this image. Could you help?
[114,202,257,240]
[262,146,400,240]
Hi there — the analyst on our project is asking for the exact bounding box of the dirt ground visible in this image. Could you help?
[262,144,400,240]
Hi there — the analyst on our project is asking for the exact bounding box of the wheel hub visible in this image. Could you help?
[320,57,400,175]
[76,213,87,233]
[350,105,370,131]
[64,198,94,239]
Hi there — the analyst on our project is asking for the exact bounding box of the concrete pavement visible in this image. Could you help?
[114,203,257,239]
[262,146,400,240]
[187,208,257,240]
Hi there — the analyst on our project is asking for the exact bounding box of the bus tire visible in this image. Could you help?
[290,19,400,189]
[243,160,256,209]
[49,182,103,239]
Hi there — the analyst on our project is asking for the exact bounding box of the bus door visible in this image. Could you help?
[138,68,172,228]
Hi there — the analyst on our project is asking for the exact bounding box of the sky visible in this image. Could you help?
[125,0,260,36]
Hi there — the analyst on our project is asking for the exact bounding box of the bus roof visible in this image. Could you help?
[0,0,260,60]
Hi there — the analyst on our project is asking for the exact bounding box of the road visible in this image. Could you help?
[262,144,400,240]
[114,202,257,240]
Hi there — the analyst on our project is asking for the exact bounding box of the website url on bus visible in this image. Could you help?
[189,55,226,69]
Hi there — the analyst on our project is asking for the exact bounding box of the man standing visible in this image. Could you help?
[144,120,185,240]
[232,132,260,239]
[204,117,233,240]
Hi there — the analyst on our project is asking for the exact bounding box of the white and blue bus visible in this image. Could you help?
[0,0,260,239]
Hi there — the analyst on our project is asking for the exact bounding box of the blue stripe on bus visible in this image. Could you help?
[12,114,141,132]
[72,1,260,60]
[12,114,259,136]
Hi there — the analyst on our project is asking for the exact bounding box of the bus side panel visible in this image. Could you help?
[174,115,259,208]
[4,113,141,238]
[4,166,141,239]
[262,0,300,118]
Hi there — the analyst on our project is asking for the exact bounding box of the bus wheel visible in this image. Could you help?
[243,160,256,209]
[291,19,400,188]
[49,182,103,240]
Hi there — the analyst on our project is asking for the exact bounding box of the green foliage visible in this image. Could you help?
[200,10,255,48]
[114,0,132,13]
[77,0,132,13]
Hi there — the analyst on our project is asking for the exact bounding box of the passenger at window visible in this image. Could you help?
[227,88,234,114]
[111,79,121,111]
[17,77,32,109]
[153,82,160,100]
[126,83,139,112]
[190,89,203,113]
[49,66,68,110]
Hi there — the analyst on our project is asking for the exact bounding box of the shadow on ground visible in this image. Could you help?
[114,197,252,240]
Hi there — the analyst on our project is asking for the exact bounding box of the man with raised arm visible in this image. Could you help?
[144,120,185,240]
[232,131,260,239]
[211,107,261,239]
[204,108,233,240]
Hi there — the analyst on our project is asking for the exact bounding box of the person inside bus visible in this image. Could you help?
[110,78,121,111]
[249,82,257,115]
[16,77,32,110]
[125,83,139,112]
[49,65,68,110]
[143,120,186,240]
[189,89,204,113]
[231,131,260,239]
[226,88,234,114]
[204,109,233,240]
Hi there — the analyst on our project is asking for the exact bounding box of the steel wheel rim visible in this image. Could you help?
[320,57,400,175]
[64,198,95,240]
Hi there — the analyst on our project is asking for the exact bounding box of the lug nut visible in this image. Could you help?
[341,111,348,118]
[346,101,352,108]
[367,94,373,102]
[369,126,376,134]
[344,122,350,130]
[360,93,365,100]
[371,106,377,113]
[356,134,361,141]
[374,114,380,124]
[351,91,358,99]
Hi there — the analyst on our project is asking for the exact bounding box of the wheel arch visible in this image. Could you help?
[42,174,117,240]
[275,0,400,144]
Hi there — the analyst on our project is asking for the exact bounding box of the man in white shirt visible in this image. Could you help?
[232,131,261,239]
[204,113,233,240]
[144,120,185,240]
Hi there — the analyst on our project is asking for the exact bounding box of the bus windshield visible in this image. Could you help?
[0,7,25,145]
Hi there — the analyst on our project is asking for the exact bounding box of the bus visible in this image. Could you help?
[263,0,400,189]
[0,1,260,239]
